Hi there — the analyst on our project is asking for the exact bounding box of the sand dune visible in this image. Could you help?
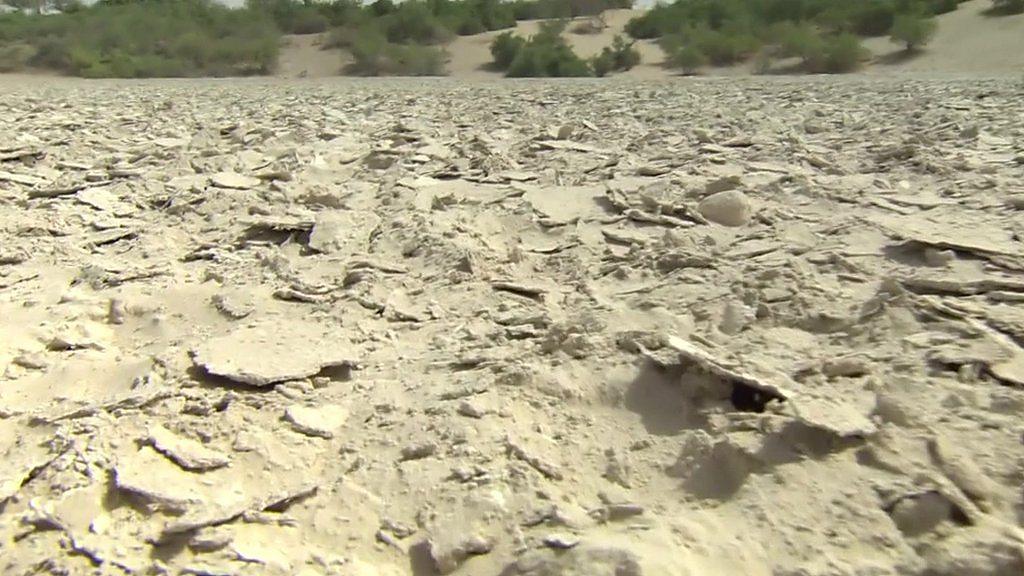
[281,0,1024,79]
[864,0,1024,75]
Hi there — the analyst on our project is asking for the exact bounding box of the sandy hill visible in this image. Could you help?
[277,0,1024,78]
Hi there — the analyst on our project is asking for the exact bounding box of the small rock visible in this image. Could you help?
[697,190,752,227]
[822,355,871,378]
[429,533,493,575]
[284,404,349,439]
[924,248,955,267]
[1006,195,1024,210]
[12,351,48,370]
[211,291,255,319]
[309,210,381,254]
[148,424,231,471]
[606,503,645,522]
[47,322,110,351]
[888,491,955,537]
[718,301,755,336]
[704,175,742,195]
[190,323,355,387]
[401,441,438,461]
[457,401,487,419]
[210,171,261,189]
[636,165,670,177]
[603,448,631,488]
[542,533,580,549]
[108,298,127,324]
[189,526,234,552]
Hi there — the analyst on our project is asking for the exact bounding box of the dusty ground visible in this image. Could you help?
[1,75,1024,576]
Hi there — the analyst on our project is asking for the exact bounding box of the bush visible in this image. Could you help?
[773,21,825,59]
[349,27,447,75]
[324,24,364,49]
[608,34,639,69]
[2,0,280,77]
[380,1,452,44]
[670,44,706,74]
[890,13,936,51]
[590,34,638,76]
[820,33,867,73]
[990,0,1024,14]
[928,0,960,14]
[246,0,328,34]
[456,16,487,35]
[490,30,526,69]
[0,43,35,72]
[624,6,672,39]
[591,50,613,76]
[503,23,592,77]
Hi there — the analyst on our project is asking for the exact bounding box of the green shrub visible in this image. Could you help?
[610,34,639,69]
[820,33,867,73]
[624,6,672,39]
[456,15,487,35]
[370,0,396,17]
[928,0,960,14]
[2,0,280,77]
[890,13,936,51]
[689,28,759,65]
[590,34,638,76]
[246,0,328,34]
[380,1,452,44]
[504,24,592,77]
[349,27,446,75]
[324,24,364,49]
[670,44,706,75]
[590,50,613,76]
[490,30,526,69]
[289,10,330,34]
[990,0,1024,14]
[0,43,35,72]
[773,21,825,59]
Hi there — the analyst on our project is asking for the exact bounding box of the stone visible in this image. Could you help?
[924,248,956,267]
[822,355,871,378]
[400,441,438,461]
[148,424,230,471]
[697,190,752,227]
[284,404,349,439]
[190,323,355,387]
[210,171,261,189]
[428,532,493,575]
[308,210,381,254]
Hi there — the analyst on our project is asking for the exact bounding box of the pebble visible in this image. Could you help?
[697,190,752,227]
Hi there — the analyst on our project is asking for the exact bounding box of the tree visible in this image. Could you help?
[889,13,936,52]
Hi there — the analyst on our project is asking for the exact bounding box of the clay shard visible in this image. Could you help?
[147,424,230,471]
[190,324,356,387]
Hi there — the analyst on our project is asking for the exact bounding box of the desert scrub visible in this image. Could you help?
[490,31,526,70]
[626,0,967,74]
[890,13,937,51]
[817,33,868,73]
[990,0,1024,14]
[492,20,594,77]
[348,28,447,75]
[590,34,639,76]
[0,0,279,77]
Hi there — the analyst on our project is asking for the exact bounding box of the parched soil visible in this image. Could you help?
[1,75,1023,575]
